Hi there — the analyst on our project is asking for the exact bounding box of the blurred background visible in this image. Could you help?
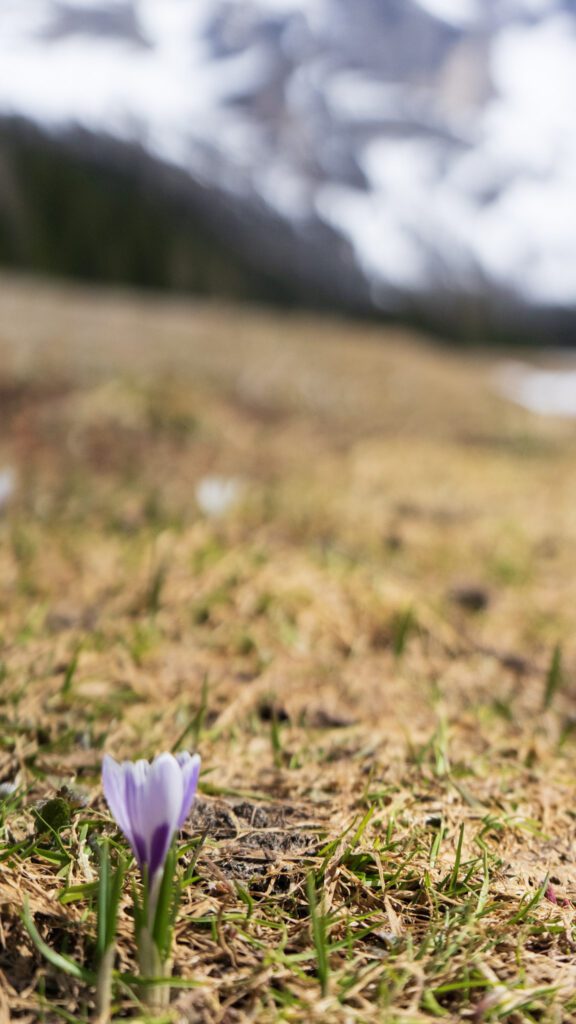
[0,0,575,347]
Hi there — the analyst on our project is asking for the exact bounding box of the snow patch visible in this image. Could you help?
[326,74,409,121]
[258,163,312,219]
[495,363,576,417]
[415,0,480,27]
[316,184,427,289]
[196,477,244,518]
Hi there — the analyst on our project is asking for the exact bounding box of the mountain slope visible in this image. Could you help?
[0,0,574,332]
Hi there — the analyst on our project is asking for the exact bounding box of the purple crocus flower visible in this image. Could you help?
[102,751,201,878]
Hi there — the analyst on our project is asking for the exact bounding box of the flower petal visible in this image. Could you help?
[102,751,196,877]
[102,754,133,842]
[143,754,184,875]
[124,759,154,867]
[175,752,201,828]
[149,823,171,877]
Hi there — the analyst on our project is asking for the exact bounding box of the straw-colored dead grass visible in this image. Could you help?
[0,275,575,1023]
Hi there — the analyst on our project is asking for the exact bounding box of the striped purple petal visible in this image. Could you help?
[102,755,136,851]
[175,752,201,829]
[102,751,201,878]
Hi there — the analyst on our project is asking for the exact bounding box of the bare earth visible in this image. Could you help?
[0,274,575,1023]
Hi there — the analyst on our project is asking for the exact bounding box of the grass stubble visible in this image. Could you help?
[0,276,575,1022]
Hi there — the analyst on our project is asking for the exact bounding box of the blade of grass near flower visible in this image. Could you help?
[97,840,109,962]
[171,673,210,752]
[152,845,179,960]
[306,872,329,997]
[22,898,94,983]
[98,840,126,952]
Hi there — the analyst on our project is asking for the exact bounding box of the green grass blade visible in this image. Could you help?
[97,839,109,960]
[543,643,563,711]
[306,872,329,998]
[152,845,179,961]
[60,643,82,697]
[106,849,126,950]
[22,898,94,983]
[449,823,465,893]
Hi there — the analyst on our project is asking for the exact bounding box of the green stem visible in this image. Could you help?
[95,945,115,1023]
[137,926,171,1011]
[136,867,173,1011]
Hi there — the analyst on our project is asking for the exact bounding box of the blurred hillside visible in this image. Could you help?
[0,122,298,306]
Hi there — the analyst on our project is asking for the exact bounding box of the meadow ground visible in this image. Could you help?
[0,275,575,1023]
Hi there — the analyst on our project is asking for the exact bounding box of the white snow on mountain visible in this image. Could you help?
[0,0,575,317]
[415,0,480,28]
[0,1,270,168]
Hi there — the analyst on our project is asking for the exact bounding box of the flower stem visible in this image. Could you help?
[137,926,171,1010]
[95,945,115,1023]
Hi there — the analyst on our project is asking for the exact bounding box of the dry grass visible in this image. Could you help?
[0,274,575,1023]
